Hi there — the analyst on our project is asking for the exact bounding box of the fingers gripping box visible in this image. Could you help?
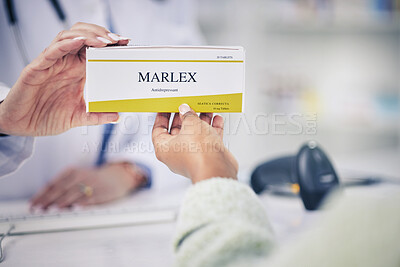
[85,46,245,113]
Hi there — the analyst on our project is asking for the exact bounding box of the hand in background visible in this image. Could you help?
[152,104,238,183]
[30,162,147,210]
[0,22,129,136]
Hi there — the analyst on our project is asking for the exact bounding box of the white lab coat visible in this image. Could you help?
[0,0,201,200]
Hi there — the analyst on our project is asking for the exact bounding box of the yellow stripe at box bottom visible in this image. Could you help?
[88,93,243,113]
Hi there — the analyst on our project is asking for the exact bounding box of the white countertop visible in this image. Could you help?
[1,149,399,267]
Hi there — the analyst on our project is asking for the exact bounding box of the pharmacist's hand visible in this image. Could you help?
[30,162,147,210]
[0,22,130,136]
[152,104,238,183]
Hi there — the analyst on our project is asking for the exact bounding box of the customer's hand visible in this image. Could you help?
[0,22,129,136]
[152,104,238,183]
[30,162,147,210]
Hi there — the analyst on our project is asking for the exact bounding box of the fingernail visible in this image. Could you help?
[73,36,87,40]
[31,205,42,213]
[47,205,60,212]
[71,204,83,211]
[119,36,131,40]
[107,33,120,41]
[110,115,121,124]
[179,104,191,115]
[97,36,112,44]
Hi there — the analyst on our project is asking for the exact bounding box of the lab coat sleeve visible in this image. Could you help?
[173,178,275,267]
[0,135,34,177]
[0,83,34,177]
[0,82,10,101]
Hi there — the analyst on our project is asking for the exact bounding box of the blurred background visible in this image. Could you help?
[197,0,400,179]
[0,1,399,266]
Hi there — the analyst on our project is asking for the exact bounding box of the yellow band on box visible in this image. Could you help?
[89,93,243,113]
[88,59,244,63]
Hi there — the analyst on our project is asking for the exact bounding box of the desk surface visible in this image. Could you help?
[4,222,176,267]
[1,149,399,267]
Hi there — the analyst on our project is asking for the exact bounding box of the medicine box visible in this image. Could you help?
[85,46,245,113]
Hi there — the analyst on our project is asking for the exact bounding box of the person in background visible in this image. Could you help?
[0,0,203,208]
[153,104,400,267]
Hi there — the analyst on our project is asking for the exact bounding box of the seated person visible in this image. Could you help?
[153,104,400,267]
[1,0,203,203]
[0,22,152,209]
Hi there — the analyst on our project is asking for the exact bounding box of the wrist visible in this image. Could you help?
[188,152,238,184]
[0,98,18,136]
[118,162,148,190]
[0,102,9,135]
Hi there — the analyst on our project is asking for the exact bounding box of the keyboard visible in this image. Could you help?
[0,206,177,235]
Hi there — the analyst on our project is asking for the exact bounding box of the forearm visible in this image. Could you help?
[0,82,10,135]
[102,161,150,191]
[174,178,275,267]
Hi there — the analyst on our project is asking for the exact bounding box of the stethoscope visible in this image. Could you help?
[4,0,69,65]
[4,0,166,66]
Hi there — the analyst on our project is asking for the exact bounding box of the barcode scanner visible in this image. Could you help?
[251,141,339,210]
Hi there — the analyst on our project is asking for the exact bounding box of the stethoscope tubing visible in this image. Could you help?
[3,0,69,65]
